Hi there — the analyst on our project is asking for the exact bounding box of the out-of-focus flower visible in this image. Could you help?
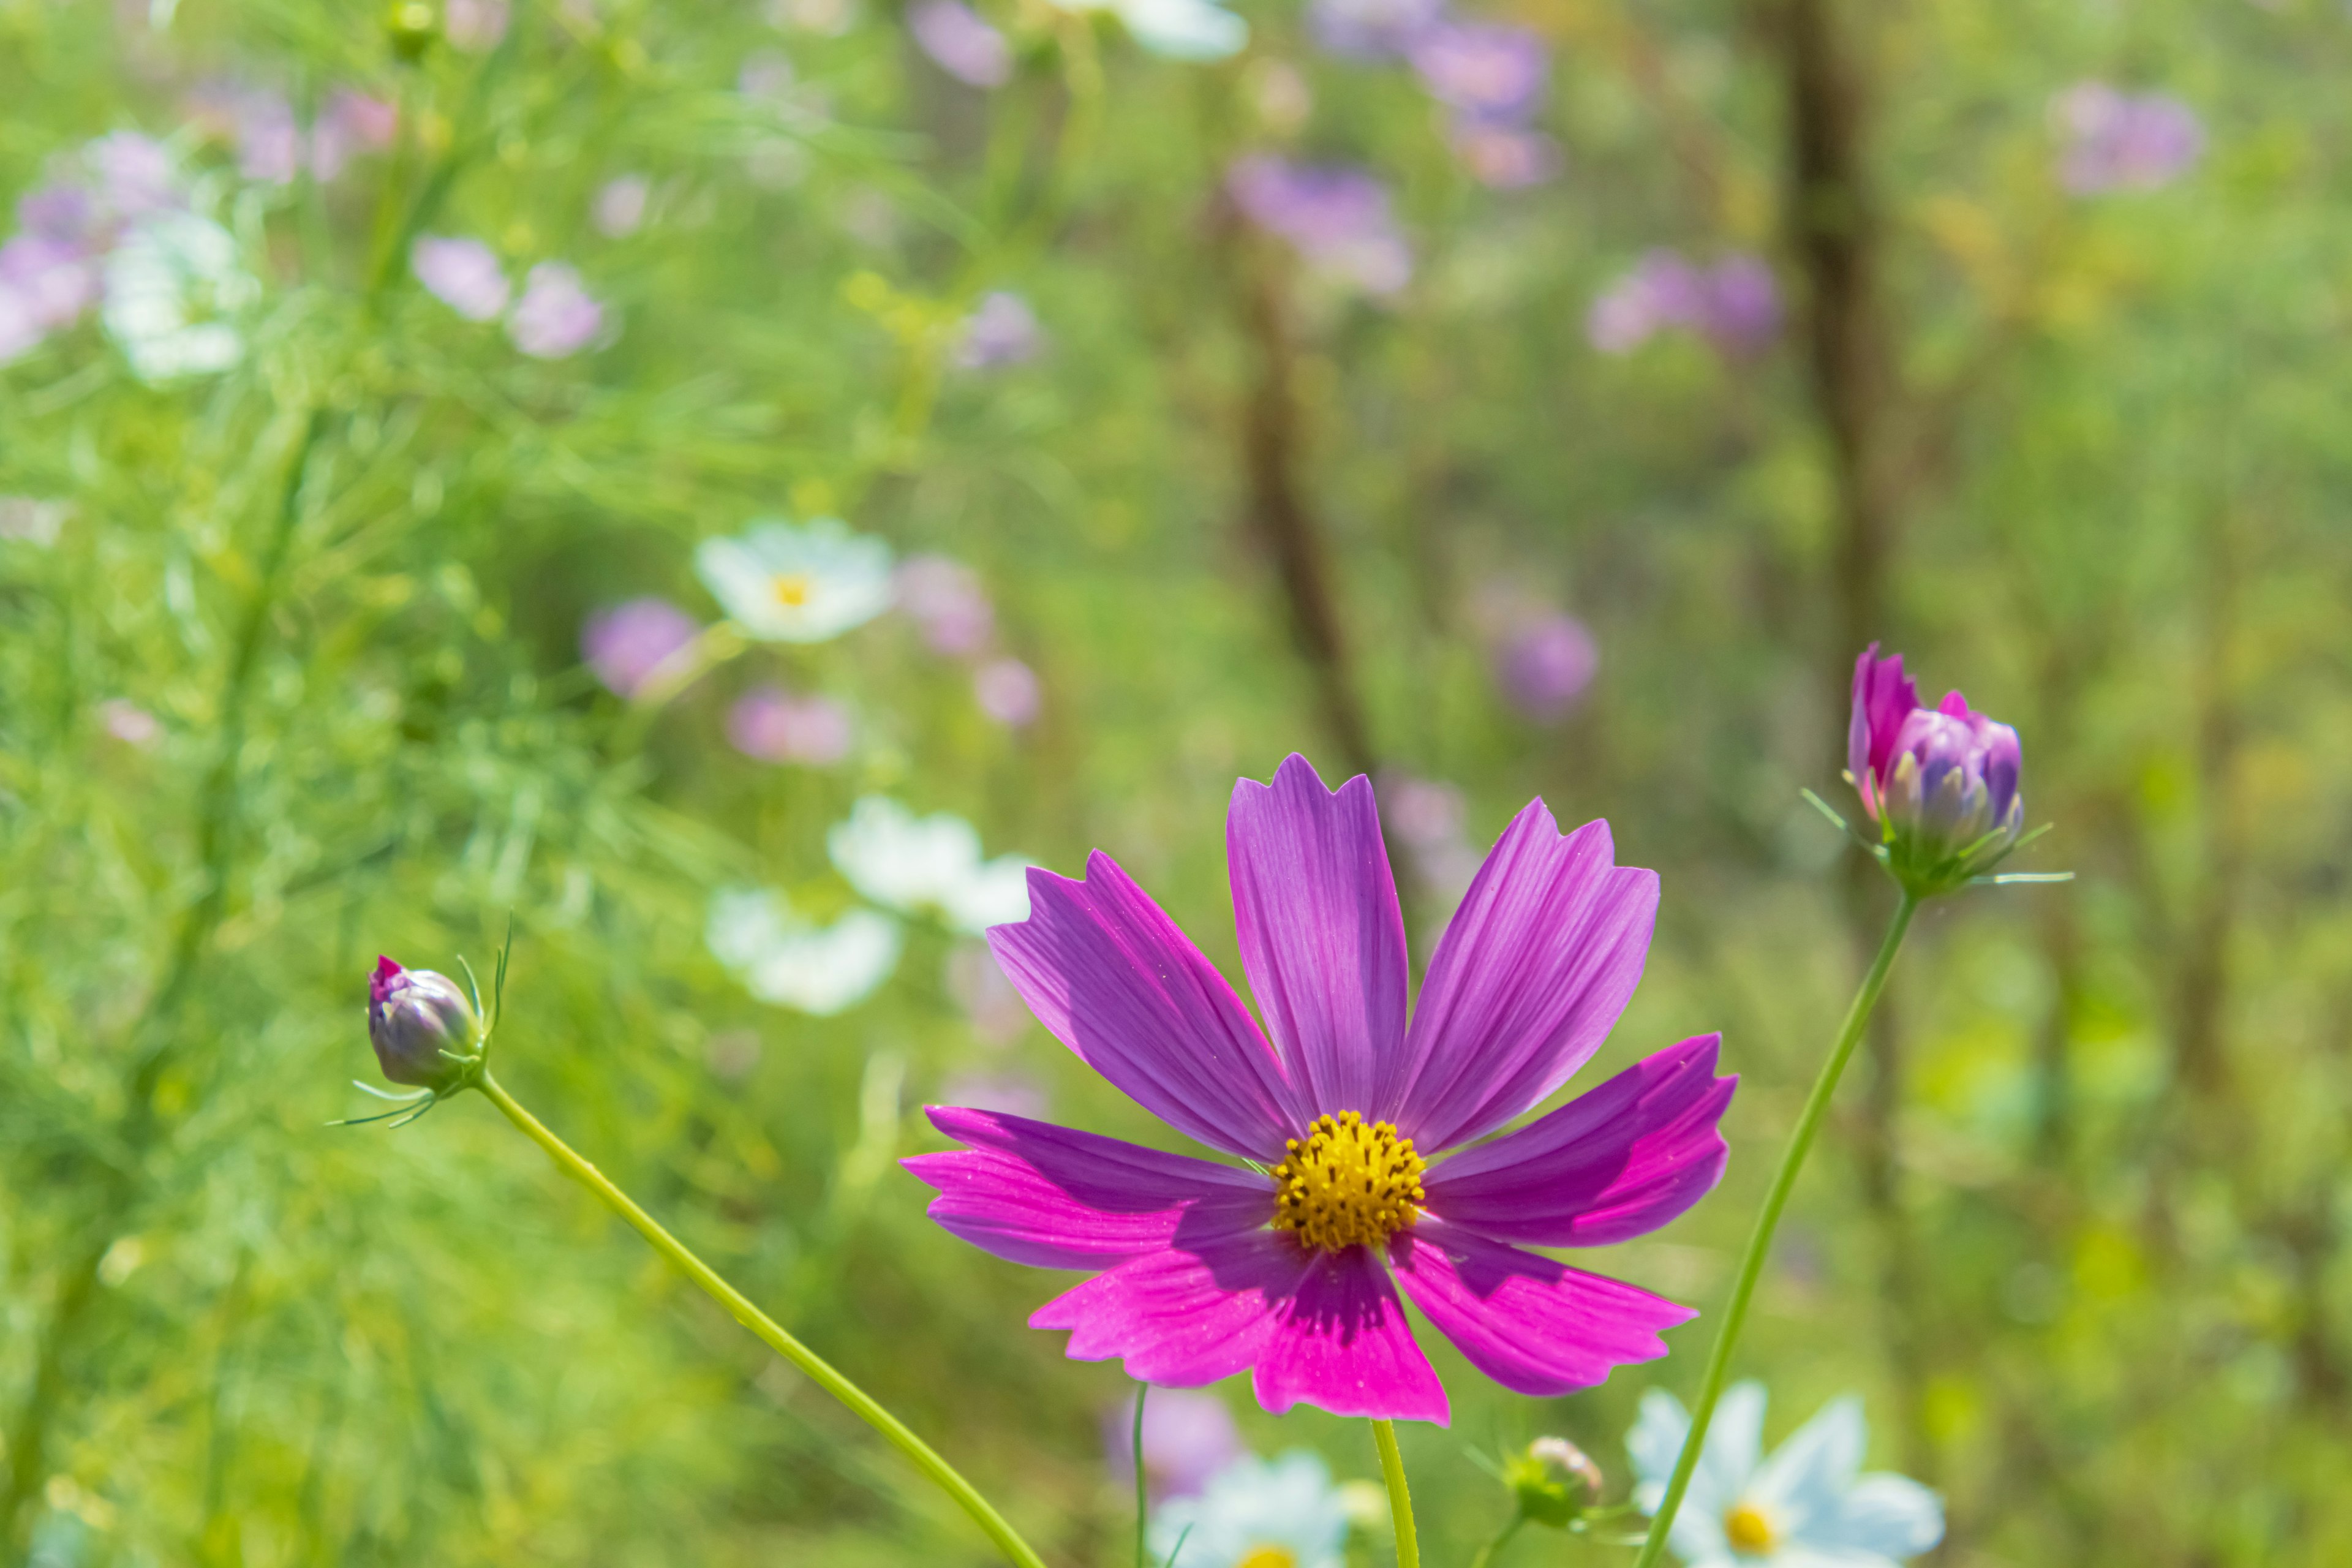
[1494,611,1598,722]
[99,699,161,747]
[973,657,1041,728]
[446,0,512,51]
[1379,771,1483,914]
[830,796,1032,933]
[310,89,398,181]
[1,236,100,333]
[225,89,304,184]
[1845,643,2026,895]
[2054,83,2203,194]
[592,174,652,238]
[412,235,510,320]
[944,941,1032,1044]
[942,1070,1049,1120]
[905,755,1733,1420]
[952,290,1044,369]
[581,597,700,698]
[102,213,258,382]
[1450,122,1562,189]
[1700,254,1780,355]
[1504,1436,1604,1529]
[1104,1389,1245,1502]
[1629,1384,1943,1567]
[86,133,179,222]
[696,517,895,643]
[1049,0,1247,61]
[1588,250,1779,357]
[728,685,854,764]
[895,554,996,655]
[1148,1452,1353,1568]
[1308,0,1442,59]
[19,184,99,246]
[1408,22,1548,125]
[911,0,1014,88]
[709,889,904,1015]
[508,262,606,358]
[367,957,483,1090]
[0,497,70,546]
[0,292,43,363]
[1227,156,1412,296]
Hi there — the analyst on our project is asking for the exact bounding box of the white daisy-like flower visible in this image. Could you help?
[1148,1450,1352,1568]
[693,517,894,643]
[826,796,1030,935]
[706,887,903,1016]
[101,213,260,383]
[1629,1384,1944,1568]
[1047,0,1246,59]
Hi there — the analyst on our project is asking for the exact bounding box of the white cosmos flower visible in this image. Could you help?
[693,517,894,643]
[102,213,260,382]
[1629,1384,1943,1568]
[1147,1450,1351,1568]
[1047,0,1246,59]
[706,887,903,1015]
[827,796,1030,934]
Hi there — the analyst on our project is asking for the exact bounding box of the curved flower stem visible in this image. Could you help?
[1371,1419,1419,1568]
[1629,891,1920,1568]
[474,1071,1047,1568]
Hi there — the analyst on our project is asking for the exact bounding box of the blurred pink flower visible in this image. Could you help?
[1408,22,1548,124]
[594,175,652,238]
[100,699,160,747]
[895,554,996,655]
[0,236,100,331]
[727,685,854,765]
[508,262,607,358]
[311,90,398,181]
[953,291,1044,369]
[973,657,1041,727]
[446,0,512,51]
[1450,123,1562,189]
[1494,612,1597,722]
[2054,83,2204,194]
[1102,1389,1245,1501]
[581,597,699,696]
[910,0,1014,88]
[1308,0,1443,59]
[1227,155,1412,296]
[86,133,178,221]
[412,236,510,320]
[1588,249,1779,357]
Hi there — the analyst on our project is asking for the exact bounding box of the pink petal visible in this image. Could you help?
[1382,804,1657,1150]
[906,1106,1274,1270]
[1031,1230,1313,1387]
[989,856,1307,1159]
[1390,1219,1690,1396]
[1253,1245,1449,1423]
[1226,754,1409,1114]
[1423,1035,1733,1246]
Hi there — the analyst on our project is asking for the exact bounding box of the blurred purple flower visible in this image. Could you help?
[2054,83,2204,194]
[0,236,100,331]
[1450,122,1563,189]
[412,235,510,320]
[19,185,97,246]
[582,597,699,697]
[1308,0,1442,58]
[446,0,512,51]
[1495,611,1597,722]
[944,941,1031,1046]
[86,133,178,221]
[508,262,607,358]
[1588,249,1778,357]
[953,290,1044,369]
[594,175,652,238]
[728,685,854,765]
[1227,155,1412,296]
[1102,1389,1245,1501]
[911,0,1014,88]
[311,90,398,181]
[1702,254,1780,355]
[1408,23,1548,126]
[1379,771,1483,916]
[973,657,1041,727]
[99,699,161,748]
[941,1070,1048,1120]
[230,91,304,184]
[895,554,997,656]
[0,293,42,364]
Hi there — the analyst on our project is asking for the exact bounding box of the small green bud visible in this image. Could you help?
[386,0,440,61]
[1506,1437,1602,1530]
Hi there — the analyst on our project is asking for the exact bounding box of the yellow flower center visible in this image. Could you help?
[1237,1548,1297,1568]
[771,571,815,608]
[1270,1111,1426,1253]
[1724,1502,1777,1554]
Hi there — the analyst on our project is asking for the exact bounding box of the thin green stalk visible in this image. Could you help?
[1468,1515,1522,1568]
[1132,1383,1149,1568]
[1630,891,1918,1568]
[1371,1419,1419,1568]
[473,1071,1047,1568]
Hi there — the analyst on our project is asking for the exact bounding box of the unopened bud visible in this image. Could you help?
[1847,644,2027,897]
[367,956,480,1091]
[1506,1436,1602,1529]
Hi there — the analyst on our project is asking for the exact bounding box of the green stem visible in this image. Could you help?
[1371,1419,1419,1568]
[1630,891,1919,1568]
[1133,1383,1149,1568]
[473,1071,1047,1568]
[1468,1515,1522,1568]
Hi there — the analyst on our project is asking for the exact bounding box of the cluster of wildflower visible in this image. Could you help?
[1588,249,1781,360]
[895,554,1042,726]
[184,81,396,187]
[1310,0,1560,189]
[1226,156,1414,297]
[2052,82,2203,194]
[413,236,609,358]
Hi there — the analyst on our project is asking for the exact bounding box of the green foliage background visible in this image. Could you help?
[4,0,2349,1562]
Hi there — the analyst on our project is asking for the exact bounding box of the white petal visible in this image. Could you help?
[743,910,903,1014]
[1749,1394,1866,1532]
[1628,1389,1691,1494]
[1698,1382,1768,1513]
[1803,1474,1944,1561]
[1115,0,1246,59]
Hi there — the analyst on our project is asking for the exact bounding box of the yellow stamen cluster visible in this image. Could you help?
[1724,1502,1777,1553]
[1270,1111,1426,1253]
[1236,1548,1298,1568]
[771,571,815,608]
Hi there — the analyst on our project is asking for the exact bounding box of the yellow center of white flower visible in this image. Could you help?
[1724,1502,1777,1554]
[771,571,815,608]
[1270,1111,1426,1253]
[1237,1548,1297,1568]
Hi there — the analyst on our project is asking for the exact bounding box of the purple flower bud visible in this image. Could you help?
[412,235,510,320]
[910,0,1014,89]
[1494,612,1597,722]
[582,597,700,697]
[1847,643,2027,892]
[367,957,481,1090]
[508,262,608,358]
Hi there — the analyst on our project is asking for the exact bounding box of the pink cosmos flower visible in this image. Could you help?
[1847,643,2026,892]
[508,262,607,358]
[907,754,1735,1423]
[581,597,699,696]
[412,236,510,320]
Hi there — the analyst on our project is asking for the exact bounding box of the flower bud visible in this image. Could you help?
[367,956,481,1090]
[1504,1436,1602,1529]
[1847,644,2026,896]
